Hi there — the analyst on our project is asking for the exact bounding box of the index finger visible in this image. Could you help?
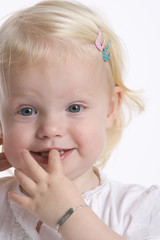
[48,149,63,175]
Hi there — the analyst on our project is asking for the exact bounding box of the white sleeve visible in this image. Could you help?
[147,188,160,240]
[0,177,16,228]
[125,185,160,240]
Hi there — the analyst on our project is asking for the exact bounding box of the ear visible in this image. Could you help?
[106,86,123,129]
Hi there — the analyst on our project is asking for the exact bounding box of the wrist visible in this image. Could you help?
[56,204,88,232]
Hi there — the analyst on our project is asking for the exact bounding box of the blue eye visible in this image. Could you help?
[18,107,37,116]
[68,104,82,113]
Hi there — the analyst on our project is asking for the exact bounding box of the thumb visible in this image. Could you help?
[48,149,63,174]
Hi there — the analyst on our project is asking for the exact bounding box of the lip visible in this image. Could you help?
[30,148,74,165]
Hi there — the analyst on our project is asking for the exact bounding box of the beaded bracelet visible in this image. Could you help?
[56,204,88,232]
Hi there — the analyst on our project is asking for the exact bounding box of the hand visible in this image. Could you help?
[8,149,85,229]
[0,138,12,171]
[8,150,126,240]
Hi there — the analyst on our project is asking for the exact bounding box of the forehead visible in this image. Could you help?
[3,40,114,101]
[10,55,109,92]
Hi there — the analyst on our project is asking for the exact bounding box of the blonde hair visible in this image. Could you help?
[0,0,144,167]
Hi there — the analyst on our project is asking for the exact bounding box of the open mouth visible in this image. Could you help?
[37,150,66,158]
[30,149,72,165]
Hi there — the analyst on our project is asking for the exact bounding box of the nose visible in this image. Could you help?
[36,117,65,140]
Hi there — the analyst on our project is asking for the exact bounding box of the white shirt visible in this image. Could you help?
[0,172,160,240]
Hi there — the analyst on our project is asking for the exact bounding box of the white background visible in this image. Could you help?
[0,0,160,187]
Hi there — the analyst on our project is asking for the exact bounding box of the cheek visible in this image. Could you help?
[3,134,22,168]
[2,125,31,168]
[73,120,107,152]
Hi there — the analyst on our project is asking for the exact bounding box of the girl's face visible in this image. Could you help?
[0,57,120,192]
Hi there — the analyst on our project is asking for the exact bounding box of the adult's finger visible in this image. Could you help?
[0,152,11,171]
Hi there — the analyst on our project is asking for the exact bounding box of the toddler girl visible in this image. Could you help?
[0,1,159,239]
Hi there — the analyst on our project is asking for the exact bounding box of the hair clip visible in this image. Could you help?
[95,29,112,62]
[103,40,112,62]
[95,29,105,51]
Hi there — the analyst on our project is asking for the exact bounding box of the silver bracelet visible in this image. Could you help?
[56,204,88,232]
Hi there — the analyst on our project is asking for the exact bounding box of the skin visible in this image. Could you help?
[0,56,125,239]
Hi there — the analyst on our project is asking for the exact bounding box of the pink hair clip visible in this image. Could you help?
[95,29,112,62]
[95,29,105,51]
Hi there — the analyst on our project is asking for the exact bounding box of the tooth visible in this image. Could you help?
[59,150,65,155]
[41,152,48,158]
